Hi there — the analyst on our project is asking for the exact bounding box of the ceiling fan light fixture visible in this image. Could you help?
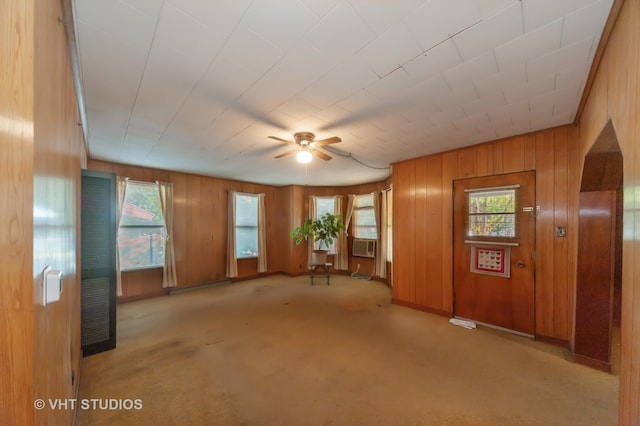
[297,148,312,164]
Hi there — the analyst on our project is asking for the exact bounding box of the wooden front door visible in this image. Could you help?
[453,171,536,335]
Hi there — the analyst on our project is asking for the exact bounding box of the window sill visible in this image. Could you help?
[121,265,164,272]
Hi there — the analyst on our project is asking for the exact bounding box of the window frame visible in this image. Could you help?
[235,192,259,259]
[117,180,166,271]
[353,193,377,240]
[313,196,338,254]
[464,186,519,245]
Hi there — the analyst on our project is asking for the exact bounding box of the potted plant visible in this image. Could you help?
[290,212,346,265]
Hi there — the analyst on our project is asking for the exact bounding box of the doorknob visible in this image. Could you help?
[516,261,525,268]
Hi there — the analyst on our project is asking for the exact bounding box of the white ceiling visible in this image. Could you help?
[73,0,614,186]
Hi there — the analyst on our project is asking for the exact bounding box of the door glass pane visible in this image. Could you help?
[467,189,516,238]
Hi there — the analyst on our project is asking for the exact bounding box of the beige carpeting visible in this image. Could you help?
[77,275,618,425]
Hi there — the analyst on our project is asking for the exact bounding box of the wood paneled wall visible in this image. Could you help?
[88,160,390,299]
[392,127,580,339]
[1,0,85,424]
[576,0,640,423]
[0,1,35,423]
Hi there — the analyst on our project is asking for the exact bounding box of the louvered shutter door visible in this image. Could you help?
[81,170,117,356]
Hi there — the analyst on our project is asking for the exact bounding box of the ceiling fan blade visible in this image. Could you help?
[312,149,332,161]
[268,136,297,145]
[274,149,297,159]
[312,136,341,146]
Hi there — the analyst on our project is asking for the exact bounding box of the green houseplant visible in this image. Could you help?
[290,212,346,264]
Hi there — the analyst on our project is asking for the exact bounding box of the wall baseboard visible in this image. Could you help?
[169,280,232,295]
[391,299,451,318]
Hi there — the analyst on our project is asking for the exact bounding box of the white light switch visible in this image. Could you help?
[43,267,63,306]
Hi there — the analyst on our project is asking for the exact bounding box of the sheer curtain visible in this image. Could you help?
[375,190,388,278]
[158,181,177,288]
[336,194,355,270]
[307,195,317,265]
[257,193,267,273]
[333,195,348,270]
[115,176,128,296]
[226,190,238,278]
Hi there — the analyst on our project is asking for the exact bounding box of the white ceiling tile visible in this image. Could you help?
[561,0,612,47]
[474,64,526,96]
[299,0,340,18]
[409,74,451,104]
[429,106,466,126]
[276,98,321,120]
[461,93,506,116]
[453,2,523,61]
[529,81,582,112]
[485,98,530,121]
[453,112,491,129]
[504,74,555,104]
[494,19,563,71]
[171,93,225,131]
[153,3,225,59]
[526,37,594,77]
[76,0,158,49]
[122,0,163,18]
[403,39,463,82]
[305,2,375,58]
[365,68,414,101]
[442,51,498,89]
[242,0,319,50]
[433,85,479,111]
[348,0,426,35]
[357,24,423,77]
[300,57,379,109]
[521,0,597,32]
[197,59,260,107]
[555,62,590,90]
[478,0,519,19]
[404,0,482,51]
[217,25,284,75]
[166,0,252,33]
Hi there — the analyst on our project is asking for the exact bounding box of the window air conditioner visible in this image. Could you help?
[352,239,376,258]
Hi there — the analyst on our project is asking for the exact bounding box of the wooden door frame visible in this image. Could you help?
[452,170,537,336]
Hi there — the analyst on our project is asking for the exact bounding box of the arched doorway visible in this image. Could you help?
[573,121,623,373]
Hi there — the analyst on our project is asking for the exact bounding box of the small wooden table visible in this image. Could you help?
[309,262,332,285]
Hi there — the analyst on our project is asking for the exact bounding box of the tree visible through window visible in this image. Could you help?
[467,189,516,239]
[353,193,377,239]
[315,196,337,253]
[235,193,258,259]
[118,181,166,270]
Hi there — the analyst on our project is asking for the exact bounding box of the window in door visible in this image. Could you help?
[466,187,517,243]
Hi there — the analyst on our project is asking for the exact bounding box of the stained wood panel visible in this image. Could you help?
[1,1,35,424]
[414,158,428,306]
[0,0,87,423]
[576,0,640,423]
[534,129,556,337]
[392,125,578,337]
[426,155,443,309]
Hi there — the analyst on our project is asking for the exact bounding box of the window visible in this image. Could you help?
[467,188,517,240]
[353,193,377,239]
[235,193,258,259]
[118,181,166,270]
[314,196,337,253]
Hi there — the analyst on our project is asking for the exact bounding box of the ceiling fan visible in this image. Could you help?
[269,132,341,163]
